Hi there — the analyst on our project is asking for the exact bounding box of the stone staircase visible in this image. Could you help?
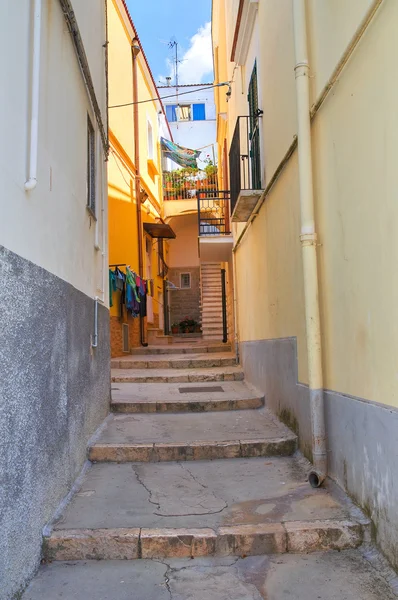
[24,341,375,599]
[200,263,225,341]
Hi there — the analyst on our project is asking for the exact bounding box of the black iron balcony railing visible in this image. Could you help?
[163,169,218,201]
[197,191,231,236]
[229,115,262,214]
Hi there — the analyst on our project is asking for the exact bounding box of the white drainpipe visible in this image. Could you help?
[25,0,42,192]
[293,0,327,487]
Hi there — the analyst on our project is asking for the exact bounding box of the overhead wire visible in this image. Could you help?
[109,82,231,109]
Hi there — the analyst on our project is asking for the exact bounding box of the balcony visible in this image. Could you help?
[162,168,218,219]
[229,115,264,222]
[197,190,233,262]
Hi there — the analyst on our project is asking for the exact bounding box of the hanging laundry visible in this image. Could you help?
[126,267,140,317]
[139,278,147,318]
[114,267,125,291]
[109,269,117,307]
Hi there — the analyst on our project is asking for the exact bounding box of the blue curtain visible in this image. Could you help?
[193,103,206,121]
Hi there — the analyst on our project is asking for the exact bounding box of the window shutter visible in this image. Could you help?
[193,103,206,121]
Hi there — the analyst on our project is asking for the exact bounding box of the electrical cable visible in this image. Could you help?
[109,82,231,109]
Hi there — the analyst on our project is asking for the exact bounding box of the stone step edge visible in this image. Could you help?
[88,436,297,462]
[44,519,368,561]
[110,358,237,369]
[110,396,264,413]
[128,345,232,356]
[111,371,244,383]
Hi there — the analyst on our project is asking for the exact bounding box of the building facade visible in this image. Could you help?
[0,1,109,598]
[160,83,233,339]
[213,0,398,568]
[160,83,217,168]
[107,0,174,355]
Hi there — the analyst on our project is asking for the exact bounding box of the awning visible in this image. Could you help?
[143,222,176,239]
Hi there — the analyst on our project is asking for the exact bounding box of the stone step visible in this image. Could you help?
[128,343,231,355]
[201,275,222,280]
[111,381,261,414]
[111,365,243,383]
[44,520,366,561]
[202,330,225,337]
[111,353,236,370]
[89,408,297,462]
[25,550,398,599]
[44,456,369,561]
[202,293,222,299]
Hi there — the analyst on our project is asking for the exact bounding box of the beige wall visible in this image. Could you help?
[214,0,398,408]
[312,0,398,405]
[168,215,200,269]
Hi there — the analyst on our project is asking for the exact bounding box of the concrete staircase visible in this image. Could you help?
[24,342,375,599]
[200,263,225,341]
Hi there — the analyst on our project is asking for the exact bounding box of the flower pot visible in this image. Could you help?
[188,326,195,333]
[184,327,190,333]
[171,327,178,334]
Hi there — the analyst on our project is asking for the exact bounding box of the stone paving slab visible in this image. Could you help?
[27,550,397,599]
[111,381,264,413]
[52,456,361,532]
[111,365,244,383]
[92,408,292,445]
[111,352,237,370]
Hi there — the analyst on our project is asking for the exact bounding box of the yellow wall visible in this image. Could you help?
[213,0,398,408]
[108,0,165,322]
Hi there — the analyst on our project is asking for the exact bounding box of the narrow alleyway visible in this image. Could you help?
[23,342,397,599]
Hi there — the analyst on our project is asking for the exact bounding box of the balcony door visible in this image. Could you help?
[248,62,261,190]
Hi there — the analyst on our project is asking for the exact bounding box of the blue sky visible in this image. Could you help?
[126,0,213,85]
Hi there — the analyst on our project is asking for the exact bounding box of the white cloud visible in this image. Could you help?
[162,22,213,85]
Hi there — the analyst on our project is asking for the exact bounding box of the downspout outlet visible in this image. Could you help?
[308,470,326,488]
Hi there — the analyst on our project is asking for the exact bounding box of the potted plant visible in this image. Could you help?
[195,322,202,333]
[179,318,189,333]
[171,322,179,334]
[186,318,197,333]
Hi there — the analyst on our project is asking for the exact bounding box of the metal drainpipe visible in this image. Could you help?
[25,0,42,191]
[132,40,146,346]
[293,0,327,488]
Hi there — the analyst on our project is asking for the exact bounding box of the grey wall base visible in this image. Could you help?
[240,337,398,571]
[0,246,110,600]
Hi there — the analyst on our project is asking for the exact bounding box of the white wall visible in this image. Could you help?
[0,0,108,301]
[161,85,217,167]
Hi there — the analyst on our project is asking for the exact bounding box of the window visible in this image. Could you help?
[147,120,154,159]
[193,103,206,120]
[180,273,191,289]
[166,104,177,122]
[165,103,206,123]
[86,115,96,216]
[177,105,191,121]
[248,62,261,189]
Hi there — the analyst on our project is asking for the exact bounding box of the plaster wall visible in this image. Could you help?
[0,0,108,301]
[0,247,110,600]
[168,215,200,269]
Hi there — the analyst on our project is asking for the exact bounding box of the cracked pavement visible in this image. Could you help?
[54,456,353,530]
[24,551,398,599]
